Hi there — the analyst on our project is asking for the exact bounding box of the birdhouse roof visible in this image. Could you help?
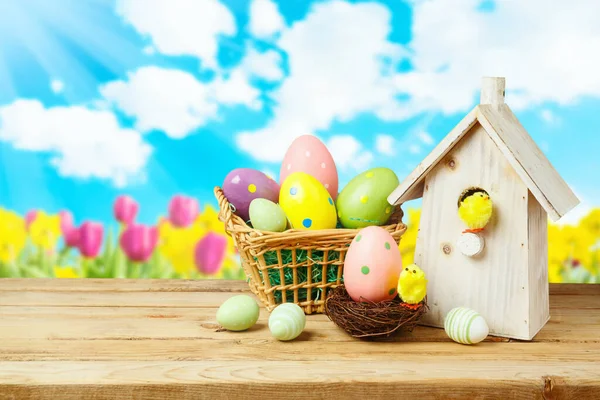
[387,79,579,222]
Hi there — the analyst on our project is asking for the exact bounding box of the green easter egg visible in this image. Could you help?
[336,167,400,229]
[249,198,287,232]
[216,295,260,331]
[268,303,306,341]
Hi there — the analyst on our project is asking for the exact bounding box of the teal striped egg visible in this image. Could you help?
[268,303,306,341]
[444,307,489,345]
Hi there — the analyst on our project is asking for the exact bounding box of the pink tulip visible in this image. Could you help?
[119,224,158,263]
[77,221,104,258]
[168,195,199,228]
[59,210,80,247]
[194,233,227,275]
[113,195,138,225]
[25,210,38,231]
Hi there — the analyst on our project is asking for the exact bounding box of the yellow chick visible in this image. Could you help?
[397,264,427,309]
[458,190,493,233]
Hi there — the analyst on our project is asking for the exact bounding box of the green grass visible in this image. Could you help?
[257,249,343,303]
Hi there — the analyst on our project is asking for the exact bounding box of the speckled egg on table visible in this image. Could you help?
[279,135,339,200]
[222,168,280,222]
[249,198,287,232]
[216,295,260,332]
[336,167,400,229]
[279,172,337,230]
[343,226,402,303]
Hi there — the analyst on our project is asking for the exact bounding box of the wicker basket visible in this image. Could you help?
[215,186,407,314]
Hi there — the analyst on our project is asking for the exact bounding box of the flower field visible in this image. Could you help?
[0,195,245,280]
[0,197,598,283]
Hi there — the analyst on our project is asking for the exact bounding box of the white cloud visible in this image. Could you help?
[408,144,421,154]
[375,134,396,156]
[100,66,261,139]
[50,79,64,94]
[327,135,373,172]
[116,0,236,69]
[554,187,593,225]
[393,0,600,115]
[540,109,561,126]
[240,48,284,81]
[0,100,151,187]
[142,46,155,55]
[211,68,262,109]
[236,1,407,161]
[100,67,217,139]
[249,0,285,39]
[417,131,434,145]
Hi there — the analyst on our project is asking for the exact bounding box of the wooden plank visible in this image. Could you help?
[477,104,580,221]
[415,123,533,339]
[1,360,599,400]
[528,191,550,338]
[387,108,479,205]
[1,337,600,361]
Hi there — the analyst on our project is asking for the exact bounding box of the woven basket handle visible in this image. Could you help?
[214,186,253,235]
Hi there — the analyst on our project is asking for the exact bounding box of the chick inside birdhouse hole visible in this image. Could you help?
[457,187,489,208]
[456,186,491,257]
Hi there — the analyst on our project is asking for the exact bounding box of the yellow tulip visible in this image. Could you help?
[54,266,79,278]
[29,211,61,251]
[0,208,27,263]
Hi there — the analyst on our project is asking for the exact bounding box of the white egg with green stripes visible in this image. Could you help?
[268,303,306,341]
[444,307,489,345]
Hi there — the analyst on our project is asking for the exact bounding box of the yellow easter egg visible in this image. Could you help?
[279,172,337,230]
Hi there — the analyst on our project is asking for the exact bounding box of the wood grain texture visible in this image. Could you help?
[387,108,478,205]
[528,191,550,338]
[0,279,599,400]
[477,104,580,220]
[415,123,533,339]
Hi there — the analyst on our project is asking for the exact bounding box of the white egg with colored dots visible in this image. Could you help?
[269,303,306,341]
[279,172,337,230]
[444,307,489,345]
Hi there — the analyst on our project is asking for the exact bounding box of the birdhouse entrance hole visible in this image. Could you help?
[458,187,489,208]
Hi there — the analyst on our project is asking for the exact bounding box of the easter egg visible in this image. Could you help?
[279,172,337,230]
[249,198,287,232]
[280,135,338,200]
[269,303,306,341]
[222,168,279,222]
[343,226,402,302]
[444,307,489,345]
[336,168,400,229]
[216,295,260,331]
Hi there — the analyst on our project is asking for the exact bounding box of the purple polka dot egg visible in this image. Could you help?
[222,168,280,222]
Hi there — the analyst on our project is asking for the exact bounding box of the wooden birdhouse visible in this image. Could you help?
[387,77,580,340]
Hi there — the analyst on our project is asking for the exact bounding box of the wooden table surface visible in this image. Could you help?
[0,280,598,400]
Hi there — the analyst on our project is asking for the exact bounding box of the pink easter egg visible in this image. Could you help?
[343,226,402,303]
[279,135,338,200]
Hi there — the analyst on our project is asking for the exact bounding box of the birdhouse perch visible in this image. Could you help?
[387,77,580,340]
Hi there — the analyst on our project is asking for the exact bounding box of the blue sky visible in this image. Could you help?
[0,0,599,229]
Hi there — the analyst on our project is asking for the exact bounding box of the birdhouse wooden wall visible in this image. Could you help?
[414,122,549,340]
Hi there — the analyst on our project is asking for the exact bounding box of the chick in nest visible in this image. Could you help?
[458,189,493,233]
[397,264,427,310]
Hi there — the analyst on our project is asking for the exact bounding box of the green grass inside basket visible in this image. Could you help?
[257,249,342,304]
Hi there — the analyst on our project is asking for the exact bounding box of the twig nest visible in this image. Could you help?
[457,232,485,257]
[324,285,427,340]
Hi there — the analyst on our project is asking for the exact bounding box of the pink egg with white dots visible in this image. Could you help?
[343,226,402,303]
[279,135,339,200]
